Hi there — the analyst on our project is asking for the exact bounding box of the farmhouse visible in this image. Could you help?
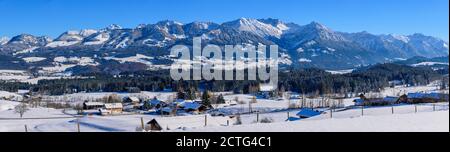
[100,103,123,115]
[257,84,275,99]
[123,96,141,109]
[160,107,175,115]
[123,96,140,104]
[83,101,104,110]
[353,95,399,106]
[382,96,400,104]
[407,93,449,103]
[289,92,301,99]
[148,98,167,109]
[183,102,207,113]
[174,99,186,105]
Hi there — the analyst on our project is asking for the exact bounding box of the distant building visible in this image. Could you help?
[123,96,140,104]
[383,96,400,104]
[123,96,141,109]
[354,97,397,106]
[388,80,404,87]
[183,102,207,113]
[160,107,174,115]
[148,98,167,109]
[407,93,449,103]
[257,84,276,99]
[83,101,105,110]
[101,103,123,115]
[145,119,162,131]
[17,90,30,96]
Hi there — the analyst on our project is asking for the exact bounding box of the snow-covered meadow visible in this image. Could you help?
[0,82,448,132]
[1,98,448,132]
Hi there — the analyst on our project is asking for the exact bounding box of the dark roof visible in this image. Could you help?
[146,119,162,131]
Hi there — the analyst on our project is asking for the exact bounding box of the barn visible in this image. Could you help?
[101,103,123,115]
[83,101,104,110]
[145,119,162,131]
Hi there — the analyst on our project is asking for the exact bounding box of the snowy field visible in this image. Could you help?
[0,82,448,132]
[1,99,448,132]
[188,110,449,132]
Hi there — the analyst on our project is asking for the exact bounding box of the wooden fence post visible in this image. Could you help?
[76,118,81,132]
[256,112,260,123]
[24,125,28,132]
[361,106,364,116]
[204,115,207,127]
[287,112,290,120]
[330,107,333,118]
[140,117,145,131]
[433,104,436,111]
[415,105,417,113]
[391,106,394,114]
[227,120,229,126]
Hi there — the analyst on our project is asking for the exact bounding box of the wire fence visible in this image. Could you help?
[234,103,450,124]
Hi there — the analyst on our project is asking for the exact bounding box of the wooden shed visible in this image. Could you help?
[145,119,162,131]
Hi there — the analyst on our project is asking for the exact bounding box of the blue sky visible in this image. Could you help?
[0,0,448,41]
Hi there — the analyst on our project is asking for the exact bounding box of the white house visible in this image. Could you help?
[101,103,123,115]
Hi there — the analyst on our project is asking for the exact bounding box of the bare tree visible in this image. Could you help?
[14,103,29,118]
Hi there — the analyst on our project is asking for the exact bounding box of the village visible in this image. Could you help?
[0,80,449,132]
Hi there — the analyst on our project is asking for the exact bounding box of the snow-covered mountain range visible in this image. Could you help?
[0,18,448,74]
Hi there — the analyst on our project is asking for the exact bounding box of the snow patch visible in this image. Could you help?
[46,41,79,48]
[115,37,129,49]
[227,18,287,38]
[23,57,46,63]
[104,54,153,66]
[327,47,336,52]
[13,47,39,55]
[391,34,410,43]
[304,40,316,46]
[326,69,354,74]
[84,33,110,45]
[298,58,312,63]
[79,29,98,37]
[412,62,449,67]
[0,37,9,45]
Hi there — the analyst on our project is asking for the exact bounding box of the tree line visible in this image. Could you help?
[1,63,445,96]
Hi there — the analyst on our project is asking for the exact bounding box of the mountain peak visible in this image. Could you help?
[410,33,426,37]
[157,20,183,26]
[136,24,147,29]
[80,29,98,37]
[257,18,282,24]
[291,21,346,42]
[0,37,10,45]
[6,34,51,46]
[305,21,329,31]
[105,24,123,31]
[186,21,218,30]
[9,34,37,43]
[223,17,289,38]
[387,34,410,43]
